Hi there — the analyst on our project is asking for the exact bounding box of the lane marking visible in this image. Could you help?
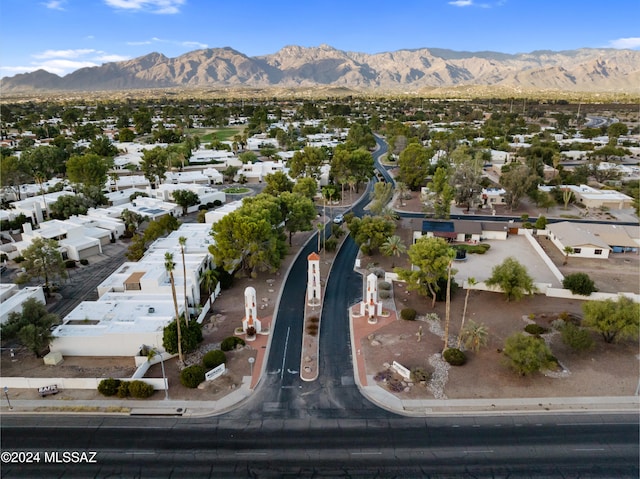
[280,326,290,380]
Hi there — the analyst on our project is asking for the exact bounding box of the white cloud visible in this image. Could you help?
[449,0,473,6]
[127,37,207,49]
[96,54,131,62]
[42,0,66,10]
[448,0,506,7]
[33,49,97,59]
[104,0,185,14]
[608,37,640,49]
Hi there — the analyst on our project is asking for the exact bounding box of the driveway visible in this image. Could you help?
[452,234,562,288]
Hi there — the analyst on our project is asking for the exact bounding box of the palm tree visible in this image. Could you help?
[380,235,406,268]
[457,277,477,349]
[200,269,219,308]
[179,236,189,323]
[443,260,454,351]
[165,252,183,363]
[563,246,574,265]
[461,320,489,352]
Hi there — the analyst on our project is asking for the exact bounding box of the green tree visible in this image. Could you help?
[606,122,628,144]
[450,147,483,212]
[263,171,294,196]
[87,136,118,158]
[288,146,327,179]
[66,153,112,192]
[485,257,536,302]
[172,189,200,215]
[118,128,135,142]
[49,194,92,219]
[457,277,477,349]
[349,215,396,256]
[133,109,153,134]
[562,272,597,296]
[292,176,318,200]
[582,296,639,343]
[395,236,454,308]
[178,236,190,324]
[380,235,406,267]
[140,147,168,188]
[163,316,202,356]
[499,164,538,211]
[369,182,394,215]
[280,192,316,246]
[503,333,555,376]
[0,155,31,201]
[1,298,58,357]
[428,166,454,219]
[19,237,66,294]
[398,143,430,190]
[200,269,219,308]
[164,252,183,362]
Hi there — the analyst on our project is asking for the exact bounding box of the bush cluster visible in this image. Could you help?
[378,290,391,299]
[65,259,76,268]
[220,336,245,352]
[98,378,154,398]
[561,323,595,352]
[180,365,205,388]
[203,349,226,369]
[400,308,417,321]
[378,281,391,290]
[443,348,467,366]
[524,323,548,335]
[80,258,89,265]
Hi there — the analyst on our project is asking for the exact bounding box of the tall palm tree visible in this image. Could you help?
[461,320,489,352]
[380,235,406,268]
[200,269,219,308]
[178,236,189,323]
[457,277,477,349]
[443,260,454,351]
[165,252,183,363]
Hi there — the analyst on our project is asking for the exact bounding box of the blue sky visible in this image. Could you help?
[1,0,639,77]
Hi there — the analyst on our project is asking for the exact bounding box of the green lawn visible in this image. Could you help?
[188,126,244,143]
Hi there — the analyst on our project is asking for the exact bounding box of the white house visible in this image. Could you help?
[148,184,226,212]
[17,221,103,261]
[11,191,76,225]
[538,184,634,210]
[0,284,46,325]
[204,200,244,224]
[546,222,611,259]
[53,223,217,356]
[104,196,182,220]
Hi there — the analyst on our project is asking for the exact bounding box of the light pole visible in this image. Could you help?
[4,386,13,410]
[248,356,255,378]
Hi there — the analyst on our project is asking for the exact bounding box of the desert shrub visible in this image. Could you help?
[374,369,393,382]
[306,323,319,336]
[180,365,205,388]
[387,378,405,392]
[128,380,154,399]
[378,281,391,290]
[400,308,417,321]
[324,236,338,252]
[563,273,597,296]
[378,290,391,299]
[410,367,431,383]
[443,348,467,366]
[308,316,319,323]
[551,319,566,330]
[65,259,77,268]
[0,253,7,262]
[371,267,385,278]
[203,350,226,369]
[98,378,121,396]
[80,258,89,265]
[524,323,548,335]
[213,199,222,207]
[13,255,24,263]
[561,322,595,352]
[220,336,245,352]
[116,381,130,398]
[331,223,344,238]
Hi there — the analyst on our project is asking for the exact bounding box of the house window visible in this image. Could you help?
[594,249,602,255]
[573,248,581,254]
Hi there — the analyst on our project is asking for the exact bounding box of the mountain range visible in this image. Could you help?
[2,44,639,94]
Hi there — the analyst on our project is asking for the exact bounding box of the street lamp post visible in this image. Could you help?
[248,356,255,378]
[4,386,13,410]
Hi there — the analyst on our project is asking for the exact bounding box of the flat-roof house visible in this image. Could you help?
[0,284,46,325]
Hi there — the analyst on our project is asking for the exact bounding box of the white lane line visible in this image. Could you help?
[280,326,290,380]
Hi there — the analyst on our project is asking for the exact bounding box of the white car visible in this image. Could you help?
[333,214,344,224]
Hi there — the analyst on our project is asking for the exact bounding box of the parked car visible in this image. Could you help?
[333,214,344,224]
